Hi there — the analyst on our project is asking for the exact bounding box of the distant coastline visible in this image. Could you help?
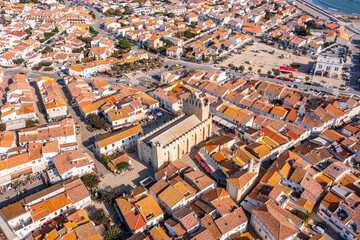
[306,0,360,16]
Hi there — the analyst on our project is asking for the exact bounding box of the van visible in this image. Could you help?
[293,79,302,83]
[246,60,253,64]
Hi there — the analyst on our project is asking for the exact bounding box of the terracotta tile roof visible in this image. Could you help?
[135,194,163,223]
[173,207,200,232]
[200,215,222,239]
[211,196,238,216]
[320,129,344,142]
[214,208,247,235]
[190,228,216,240]
[64,178,90,204]
[320,191,341,212]
[158,185,184,208]
[184,170,215,191]
[96,125,143,149]
[202,188,229,202]
[74,222,102,240]
[124,209,147,233]
[227,170,257,190]
[0,200,27,221]
[30,193,71,222]
[149,225,171,240]
[300,173,324,198]
[251,200,302,239]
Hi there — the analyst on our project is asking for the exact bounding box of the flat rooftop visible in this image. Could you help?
[143,114,201,146]
[317,55,343,65]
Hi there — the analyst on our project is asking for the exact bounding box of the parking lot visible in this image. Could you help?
[220,42,313,78]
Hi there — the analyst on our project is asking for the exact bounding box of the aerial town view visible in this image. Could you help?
[0,0,360,239]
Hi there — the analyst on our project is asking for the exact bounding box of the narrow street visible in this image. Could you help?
[58,82,109,175]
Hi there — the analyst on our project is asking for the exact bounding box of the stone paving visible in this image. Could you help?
[99,152,154,192]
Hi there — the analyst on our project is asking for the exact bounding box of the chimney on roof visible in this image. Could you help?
[164,171,167,180]
[248,158,254,173]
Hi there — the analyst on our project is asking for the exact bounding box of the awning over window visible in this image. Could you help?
[195,154,211,173]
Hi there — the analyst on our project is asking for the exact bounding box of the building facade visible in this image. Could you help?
[313,55,343,79]
[137,93,212,170]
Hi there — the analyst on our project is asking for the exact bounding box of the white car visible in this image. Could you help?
[312,225,325,235]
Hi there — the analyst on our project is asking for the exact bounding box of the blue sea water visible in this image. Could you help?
[308,0,360,16]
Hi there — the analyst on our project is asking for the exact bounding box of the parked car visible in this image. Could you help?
[311,223,326,235]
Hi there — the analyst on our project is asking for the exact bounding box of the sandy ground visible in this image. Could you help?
[220,42,313,78]
[312,75,347,88]
[220,42,348,88]
[333,14,360,32]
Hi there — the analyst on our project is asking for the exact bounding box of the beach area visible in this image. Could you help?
[293,0,360,34]
[333,13,360,32]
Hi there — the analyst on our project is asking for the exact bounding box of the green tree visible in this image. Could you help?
[116,162,130,171]
[42,46,52,54]
[86,114,107,129]
[239,65,245,71]
[102,189,116,205]
[103,225,122,240]
[257,69,261,74]
[72,47,84,53]
[13,58,25,64]
[267,70,272,75]
[296,211,311,223]
[25,28,32,35]
[323,41,335,48]
[26,120,38,128]
[167,12,175,18]
[81,173,100,191]
[118,39,131,50]
[183,30,196,39]
[95,208,110,227]
[264,11,274,20]
[89,26,99,36]
[274,71,280,76]
[228,63,234,69]
[248,66,253,71]
[89,11,96,19]
[101,154,110,164]
[305,76,311,81]
[295,26,310,36]
[0,123,5,131]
